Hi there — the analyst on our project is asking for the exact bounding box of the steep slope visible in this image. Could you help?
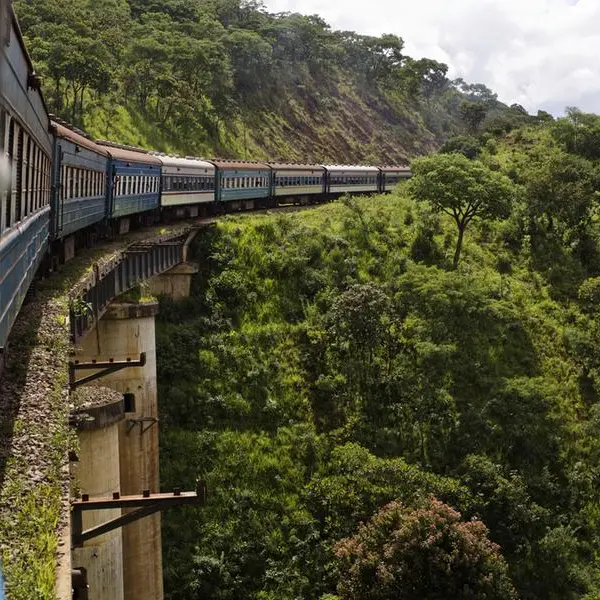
[13,0,510,163]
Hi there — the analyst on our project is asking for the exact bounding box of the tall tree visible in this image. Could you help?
[410,153,514,268]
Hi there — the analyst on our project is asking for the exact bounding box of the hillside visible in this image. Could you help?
[13,0,530,163]
[155,110,600,599]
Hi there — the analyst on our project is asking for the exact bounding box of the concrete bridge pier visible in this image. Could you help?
[147,262,199,300]
[73,300,162,600]
[71,392,126,600]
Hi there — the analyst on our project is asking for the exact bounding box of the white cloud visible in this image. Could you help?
[261,0,600,115]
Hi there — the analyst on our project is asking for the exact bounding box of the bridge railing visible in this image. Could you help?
[69,236,187,344]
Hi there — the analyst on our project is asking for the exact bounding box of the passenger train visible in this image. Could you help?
[0,5,411,352]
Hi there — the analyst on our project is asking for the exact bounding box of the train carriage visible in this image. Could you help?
[323,165,379,195]
[0,7,53,351]
[269,162,325,203]
[99,142,161,234]
[210,159,271,211]
[158,155,215,218]
[50,122,109,242]
[379,165,412,192]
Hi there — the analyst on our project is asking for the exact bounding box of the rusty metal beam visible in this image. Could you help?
[72,484,206,547]
[68,353,146,390]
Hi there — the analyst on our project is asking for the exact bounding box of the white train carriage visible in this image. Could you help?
[158,155,215,218]
[324,165,380,195]
[380,165,412,192]
[270,162,325,202]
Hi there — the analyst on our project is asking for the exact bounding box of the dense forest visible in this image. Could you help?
[155,108,600,599]
[15,0,536,162]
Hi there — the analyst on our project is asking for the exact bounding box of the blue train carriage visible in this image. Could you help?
[98,141,161,235]
[210,159,271,211]
[379,165,412,193]
[269,162,325,205]
[0,6,53,352]
[49,121,110,260]
[323,165,380,196]
[157,155,215,219]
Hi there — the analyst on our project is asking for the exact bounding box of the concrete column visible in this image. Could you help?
[75,301,162,600]
[71,392,126,600]
[148,262,199,300]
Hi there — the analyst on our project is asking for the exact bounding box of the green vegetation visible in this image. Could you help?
[156,109,600,600]
[15,0,527,162]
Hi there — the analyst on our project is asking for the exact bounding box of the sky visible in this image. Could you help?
[261,0,600,116]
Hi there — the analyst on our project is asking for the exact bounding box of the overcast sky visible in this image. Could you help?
[262,0,599,116]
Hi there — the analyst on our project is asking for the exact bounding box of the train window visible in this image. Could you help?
[5,118,15,228]
[35,147,41,210]
[0,111,5,231]
[74,168,79,198]
[14,127,23,222]
[24,137,31,216]
[29,139,35,213]
[60,165,65,201]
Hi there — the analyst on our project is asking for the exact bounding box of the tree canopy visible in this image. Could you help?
[335,498,518,600]
[410,153,515,267]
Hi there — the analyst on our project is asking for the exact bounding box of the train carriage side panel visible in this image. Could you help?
[0,8,52,350]
[99,143,161,220]
[208,160,271,206]
[323,165,380,195]
[268,163,326,198]
[158,155,215,216]
[380,166,412,192]
[50,122,109,239]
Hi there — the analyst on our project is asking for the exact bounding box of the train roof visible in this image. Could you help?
[155,155,215,172]
[267,162,326,172]
[207,159,271,170]
[379,165,411,173]
[51,121,110,157]
[323,165,380,172]
[96,140,162,166]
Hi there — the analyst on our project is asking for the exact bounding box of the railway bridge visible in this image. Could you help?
[0,224,208,600]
